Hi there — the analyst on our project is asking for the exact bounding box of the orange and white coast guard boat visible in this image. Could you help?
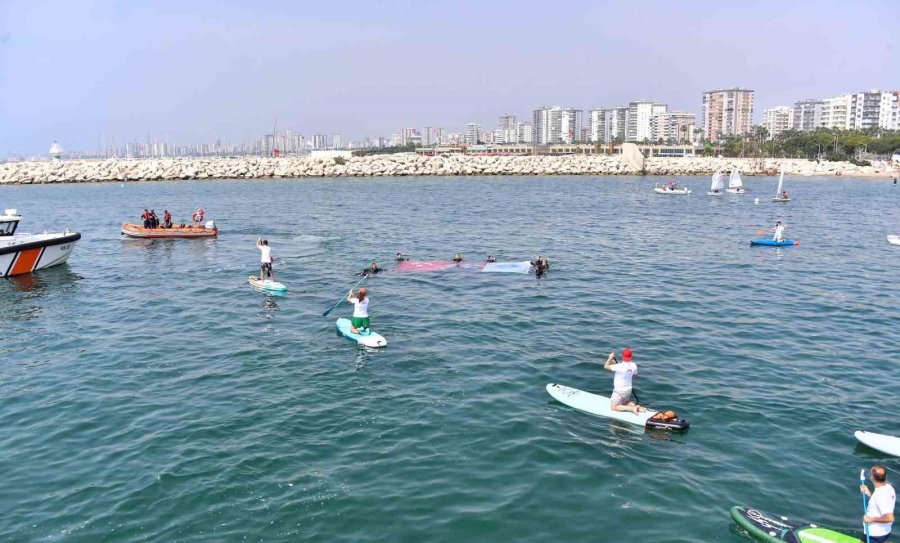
[1,209,81,278]
[121,221,218,239]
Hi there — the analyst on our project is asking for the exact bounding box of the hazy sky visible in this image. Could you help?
[0,0,897,155]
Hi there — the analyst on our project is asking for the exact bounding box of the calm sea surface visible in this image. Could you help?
[1,175,898,542]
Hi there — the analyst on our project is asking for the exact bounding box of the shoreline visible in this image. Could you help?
[1,155,897,184]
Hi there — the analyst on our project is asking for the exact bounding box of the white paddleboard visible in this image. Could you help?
[855,431,900,457]
[335,318,387,348]
[482,261,533,273]
[887,235,900,246]
[547,383,654,426]
[546,383,689,431]
[248,276,287,291]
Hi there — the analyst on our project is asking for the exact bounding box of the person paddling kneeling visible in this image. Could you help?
[604,349,646,415]
[346,287,370,334]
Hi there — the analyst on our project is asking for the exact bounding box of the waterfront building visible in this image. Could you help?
[533,106,581,145]
[762,106,794,139]
[516,122,533,144]
[589,108,606,143]
[649,112,696,144]
[498,114,517,131]
[421,127,444,146]
[611,106,628,141]
[312,134,329,150]
[792,99,823,131]
[701,88,754,141]
[848,90,898,130]
[331,134,342,149]
[465,123,481,145]
[820,95,852,129]
[626,101,667,142]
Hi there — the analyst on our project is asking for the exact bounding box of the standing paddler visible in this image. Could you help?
[256,238,275,282]
[860,465,895,543]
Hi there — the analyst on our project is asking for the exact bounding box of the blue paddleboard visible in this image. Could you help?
[335,318,387,348]
[750,239,797,247]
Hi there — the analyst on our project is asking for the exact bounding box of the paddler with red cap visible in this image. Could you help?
[346,287,370,334]
[603,348,646,415]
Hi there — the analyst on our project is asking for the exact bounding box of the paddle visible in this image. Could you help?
[322,275,367,317]
[860,469,871,543]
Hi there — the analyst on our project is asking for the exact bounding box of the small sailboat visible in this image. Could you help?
[726,170,746,193]
[772,168,790,202]
[707,170,725,196]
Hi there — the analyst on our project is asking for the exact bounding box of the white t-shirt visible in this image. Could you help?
[773,225,785,240]
[259,245,272,263]
[609,362,637,391]
[350,297,369,318]
[867,483,896,537]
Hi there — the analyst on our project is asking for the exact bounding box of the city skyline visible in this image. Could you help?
[1,0,898,156]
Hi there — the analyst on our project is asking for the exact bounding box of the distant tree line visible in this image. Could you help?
[712,128,900,162]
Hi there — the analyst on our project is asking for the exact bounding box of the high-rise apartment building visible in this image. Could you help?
[820,95,852,129]
[533,106,581,144]
[465,123,481,145]
[312,134,329,150]
[848,90,898,130]
[626,101,667,142]
[649,112,696,144]
[762,107,794,139]
[498,114,517,131]
[589,108,607,143]
[331,134,342,149]
[516,122,533,144]
[701,88,754,141]
[421,127,444,146]
[792,99,823,131]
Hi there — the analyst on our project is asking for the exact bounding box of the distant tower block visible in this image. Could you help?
[49,141,63,161]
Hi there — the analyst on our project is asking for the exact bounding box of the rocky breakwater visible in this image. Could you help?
[1,155,895,184]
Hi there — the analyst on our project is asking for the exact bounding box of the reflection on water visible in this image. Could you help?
[0,265,81,321]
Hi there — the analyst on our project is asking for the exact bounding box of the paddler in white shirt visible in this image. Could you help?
[346,287,370,334]
[773,221,786,242]
[256,238,275,282]
[861,465,895,543]
[603,348,646,415]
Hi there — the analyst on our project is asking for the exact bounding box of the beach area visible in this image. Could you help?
[1,154,897,184]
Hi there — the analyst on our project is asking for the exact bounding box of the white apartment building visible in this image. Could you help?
[533,106,581,144]
[848,90,898,130]
[762,107,794,139]
[589,107,629,143]
[465,123,481,145]
[702,88,754,141]
[820,95,852,129]
[516,121,533,144]
[649,112,696,144]
[792,99,823,131]
[626,101,667,142]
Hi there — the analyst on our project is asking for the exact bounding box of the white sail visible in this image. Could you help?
[728,170,743,189]
[775,168,784,197]
[711,170,724,191]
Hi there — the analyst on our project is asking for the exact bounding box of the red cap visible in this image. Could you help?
[358,288,367,295]
[622,348,632,361]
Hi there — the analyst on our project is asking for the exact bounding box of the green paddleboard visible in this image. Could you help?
[730,506,859,543]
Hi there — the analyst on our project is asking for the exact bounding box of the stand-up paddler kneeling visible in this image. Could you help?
[604,348,646,415]
[346,287,370,334]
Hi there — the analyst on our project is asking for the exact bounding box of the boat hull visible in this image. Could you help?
[654,188,691,195]
[1,232,81,277]
[121,223,217,239]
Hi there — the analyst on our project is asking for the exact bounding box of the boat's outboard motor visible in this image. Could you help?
[205,220,216,230]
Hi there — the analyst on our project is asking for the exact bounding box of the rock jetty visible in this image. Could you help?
[0,155,895,184]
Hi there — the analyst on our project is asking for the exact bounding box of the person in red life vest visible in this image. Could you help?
[192,208,204,226]
[162,210,172,228]
[141,209,151,228]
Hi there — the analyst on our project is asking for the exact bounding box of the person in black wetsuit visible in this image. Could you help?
[533,256,549,277]
[396,252,408,262]
[486,255,496,263]
[359,262,382,276]
[452,253,463,263]
[149,210,159,228]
